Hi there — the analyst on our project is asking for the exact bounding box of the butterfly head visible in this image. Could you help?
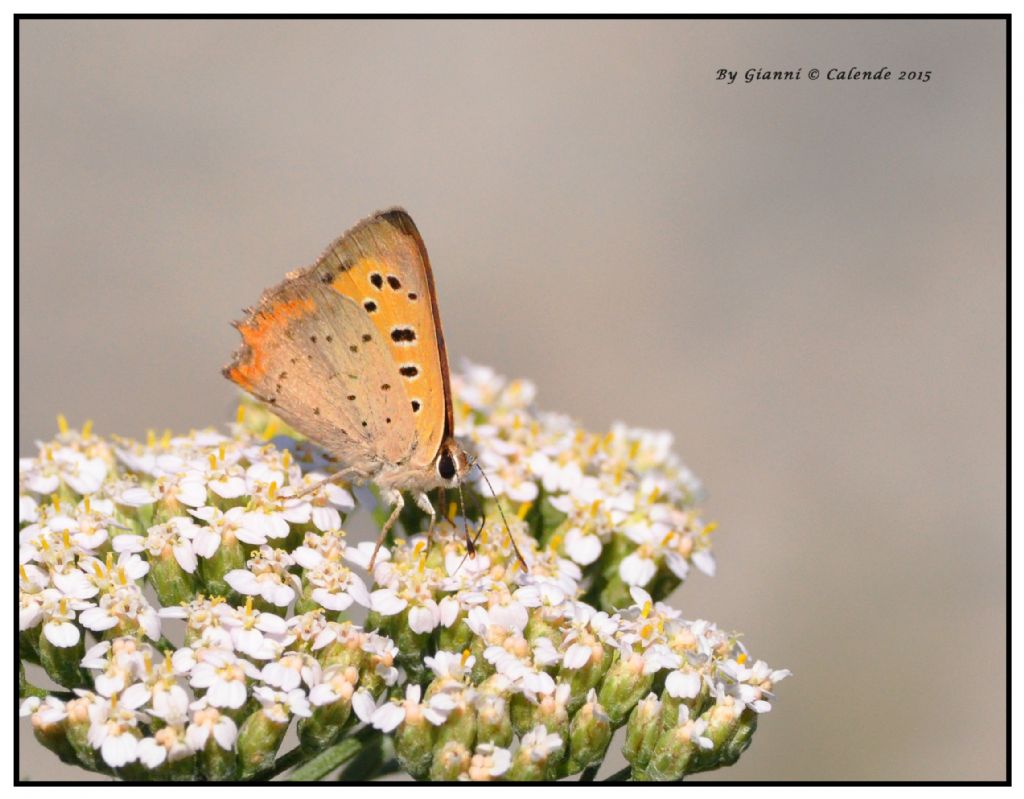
[436,438,471,489]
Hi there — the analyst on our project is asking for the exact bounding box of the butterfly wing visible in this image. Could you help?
[305,209,453,472]
[224,264,417,474]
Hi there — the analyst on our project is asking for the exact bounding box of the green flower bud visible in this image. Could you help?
[293,578,320,616]
[692,697,744,772]
[435,696,477,751]
[507,725,564,781]
[716,707,758,769]
[20,625,41,665]
[645,723,699,781]
[598,651,654,726]
[525,611,565,650]
[437,611,473,652]
[475,692,513,747]
[566,690,612,775]
[598,574,633,613]
[390,613,431,683]
[25,702,75,765]
[558,641,612,714]
[622,692,662,768]
[509,692,535,738]
[429,740,471,781]
[38,629,84,688]
[150,548,196,606]
[236,708,288,779]
[200,731,238,781]
[298,669,356,750]
[64,698,105,773]
[316,633,366,673]
[394,712,436,780]
[198,536,246,597]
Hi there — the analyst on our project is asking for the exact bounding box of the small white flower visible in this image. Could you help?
[185,700,238,751]
[253,685,312,723]
[466,742,512,781]
[368,683,455,732]
[517,725,563,762]
[189,650,260,709]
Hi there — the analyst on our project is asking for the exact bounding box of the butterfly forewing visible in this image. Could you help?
[308,210,452,471]
[224,268,417,474]
[224,208,451,475]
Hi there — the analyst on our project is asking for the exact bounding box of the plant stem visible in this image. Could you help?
[284,738,362,782]
[336,733,390,781]
[269,745,307,779]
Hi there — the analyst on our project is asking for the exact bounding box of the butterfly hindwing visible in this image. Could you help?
[224,271,417,474]
[307,209,452,471]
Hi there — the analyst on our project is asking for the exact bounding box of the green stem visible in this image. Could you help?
[336,734,389,781]
[269,745,307,779]
[285,738,363,782]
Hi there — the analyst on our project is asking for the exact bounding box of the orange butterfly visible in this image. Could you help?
[224,209,522,569]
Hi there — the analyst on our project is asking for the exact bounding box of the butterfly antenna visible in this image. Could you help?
[452,515,487,576]
[474,461,529,571]
[456,479,476,558]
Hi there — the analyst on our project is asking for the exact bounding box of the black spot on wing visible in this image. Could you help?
[387,275,401,290]
[364,300,377,313]
[391,327,416,343]
[400,365,419,378]
[370,273,384,289]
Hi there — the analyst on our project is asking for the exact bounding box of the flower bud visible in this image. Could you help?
[394,711,435,780]
[150,547,196,607]
[200,734,238,781]
[565,690,612,775]
[507,725,564,781]
[437,611,473,653]
[24,699,75,764]
[714,706,758,770]
[598,574,633,613]
[236,708,287,779]
[475,692,513,748]
[65,697,105,773]
[558,641,612,714]
[435,698,476,752]
[692,696,744,770]
[20,627,41,665]
[197,536,246,597]
[293,579,320,616]
[429,740,471,781]
[391,611,431,683]
[38,630,83,688]
[597,651,654,726]
[645,723,699,781]
[298,689,353,751]
[622,692,662,769]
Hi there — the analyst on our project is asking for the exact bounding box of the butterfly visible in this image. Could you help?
[223,208,523,570]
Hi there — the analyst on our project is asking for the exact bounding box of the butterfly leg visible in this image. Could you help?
[414,491,435,533]
[292,467,360,499]
[368,489,404,572]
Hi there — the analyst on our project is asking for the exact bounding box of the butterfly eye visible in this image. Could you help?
[438,451,457,482]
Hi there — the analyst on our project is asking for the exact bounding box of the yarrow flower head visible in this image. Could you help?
[19,363,788,781]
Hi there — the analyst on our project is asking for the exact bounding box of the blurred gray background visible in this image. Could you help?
[19,19,1006,781]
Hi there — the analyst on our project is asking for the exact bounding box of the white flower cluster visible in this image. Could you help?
[453,364,715,588]
[19,365,788,782]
